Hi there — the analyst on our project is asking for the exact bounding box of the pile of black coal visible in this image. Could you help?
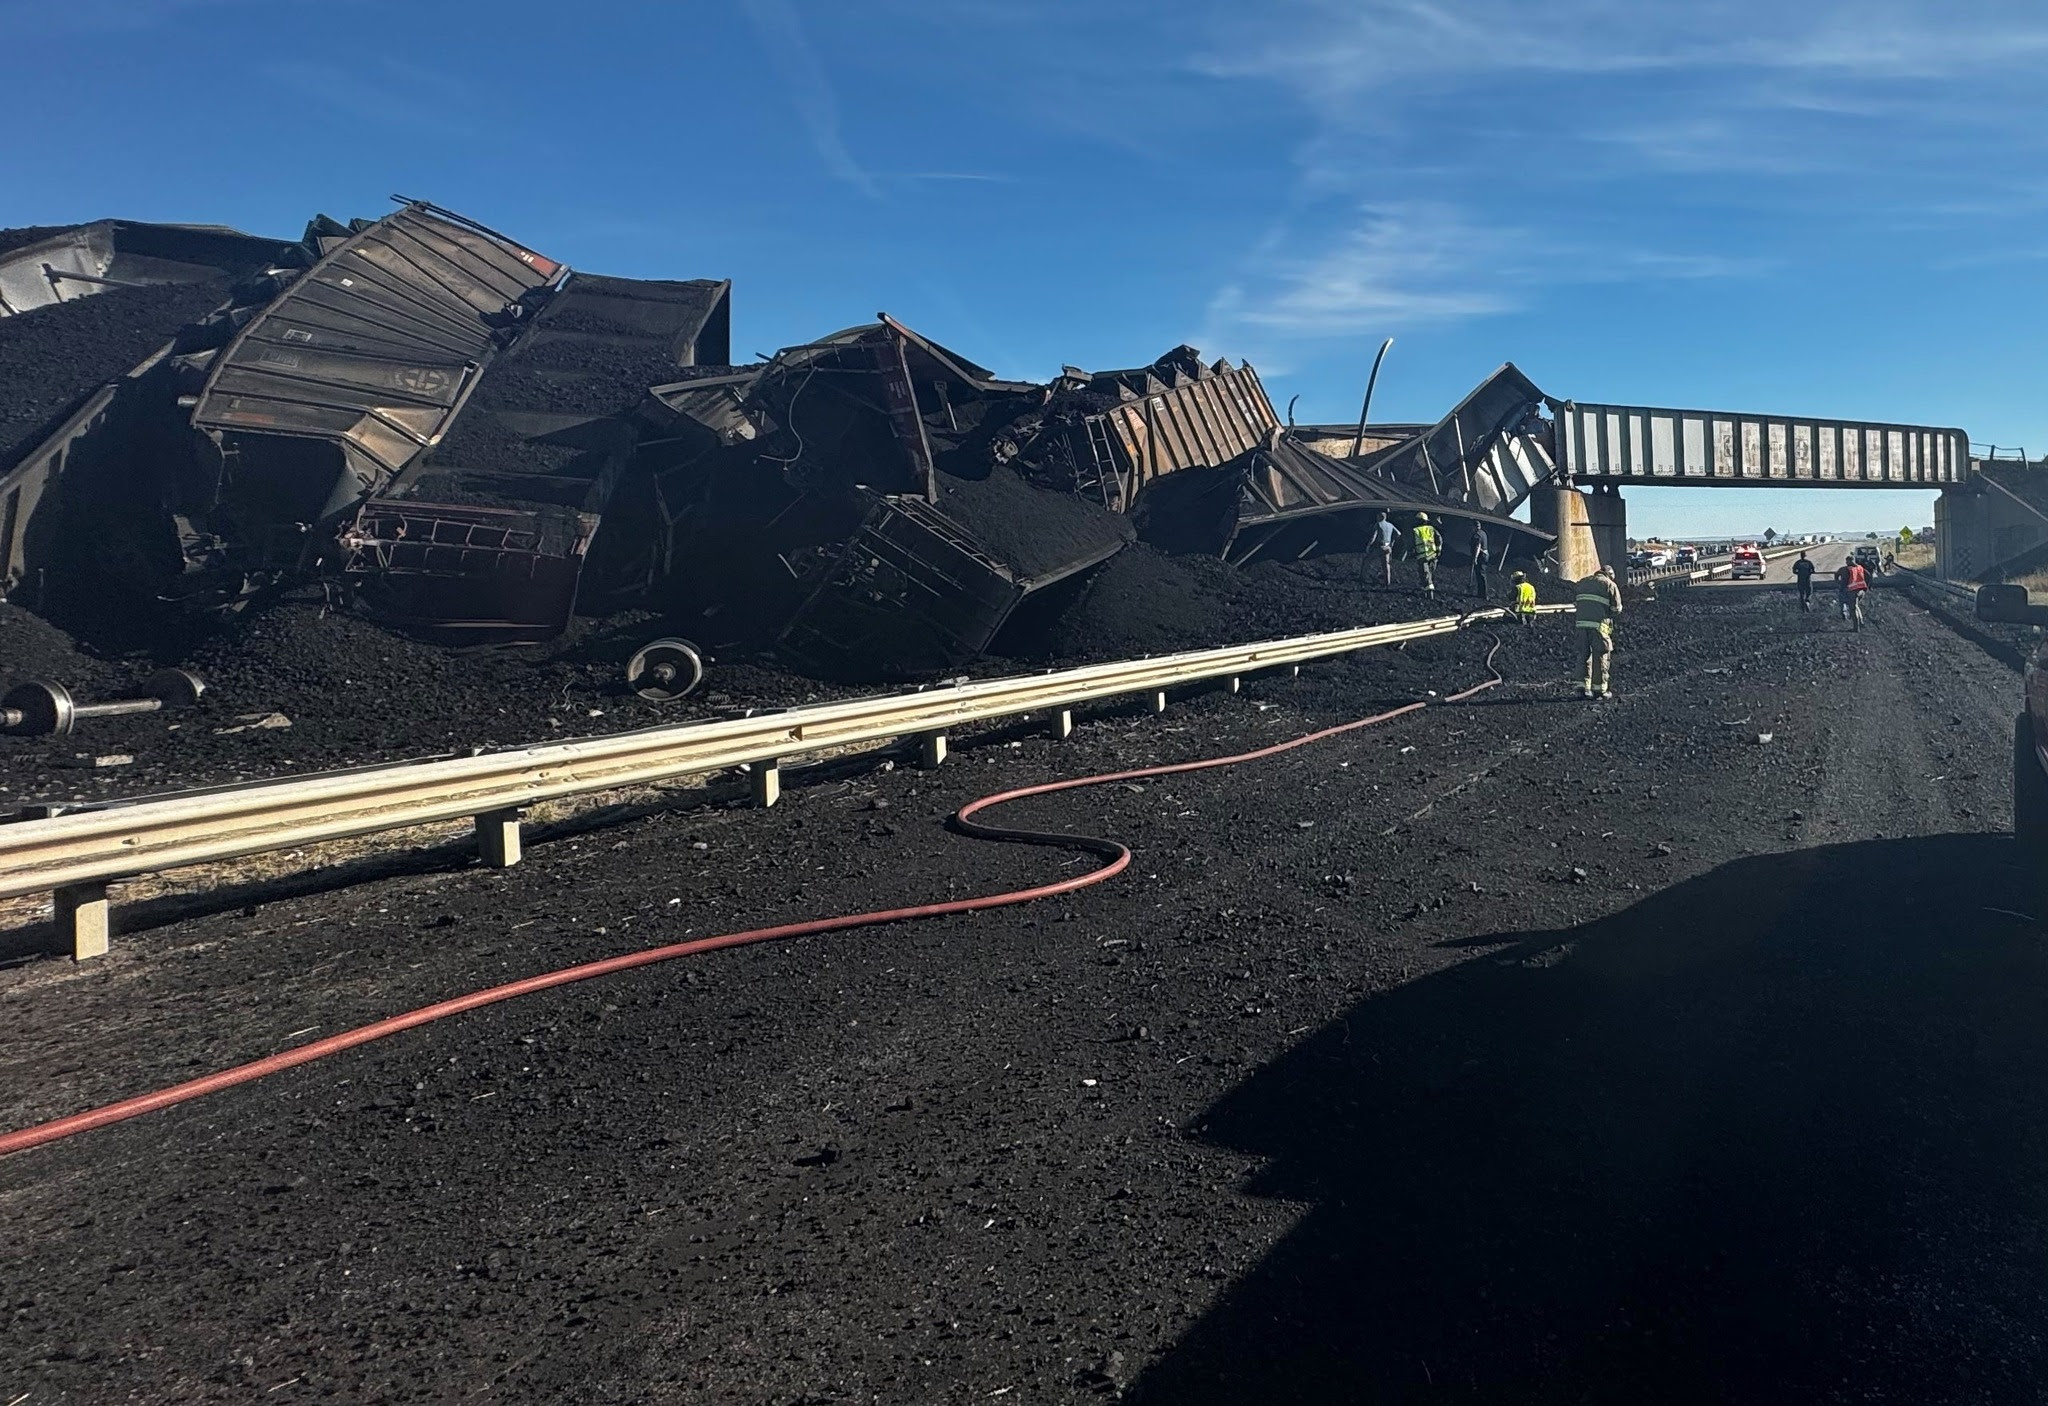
[1011,544,1491,664]
[0,275,231,470]
[932,464,1132,582]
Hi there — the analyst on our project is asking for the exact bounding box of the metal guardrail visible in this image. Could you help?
[1892,565,1976,603]
[1626,541,1814,586]
[2,605,1569,960]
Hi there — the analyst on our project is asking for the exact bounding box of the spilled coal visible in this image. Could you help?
[934,464,1132,583]
[0,277,230,470]
[0,544,1551,799]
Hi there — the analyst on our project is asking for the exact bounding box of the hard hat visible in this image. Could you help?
[1511,570,1527,581]
[1416,512,1430,522]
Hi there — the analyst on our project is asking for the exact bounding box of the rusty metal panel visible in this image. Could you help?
[191,203,562,484]
[1560,400,1966,487]
[1096,361,1279,499]
[779,495,1024,679]
[339,499,596,642]
[644,370,766,446]
[1368,364,1551,514]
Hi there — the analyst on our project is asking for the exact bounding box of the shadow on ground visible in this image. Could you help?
[1131,834,2048,1405]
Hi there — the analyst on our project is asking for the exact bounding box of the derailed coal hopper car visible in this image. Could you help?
[605,315,1133,679]
[177,202,589,636]
[0,196,1548,683]
[0,219,289,319]
[0,223,295,613]
[365,265,732,640]
[0,201,576,630]
[0,199,738,644]
[992,346,1552,567]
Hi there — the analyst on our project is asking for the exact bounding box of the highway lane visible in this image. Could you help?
[1692,539,1852,589]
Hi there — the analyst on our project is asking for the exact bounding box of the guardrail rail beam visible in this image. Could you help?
[1,604,1572,960]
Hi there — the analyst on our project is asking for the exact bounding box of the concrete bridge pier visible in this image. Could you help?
[1531,484,1627,581]
[1935,473,2048,581]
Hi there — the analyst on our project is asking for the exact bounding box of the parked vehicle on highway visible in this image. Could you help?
[1646,550,1671,568]
[1729,546,1766,579]
[1628,550,1653,569]
[1976,583,2048,914]
[1675,546,1699,567]
[1851,544,1884,575]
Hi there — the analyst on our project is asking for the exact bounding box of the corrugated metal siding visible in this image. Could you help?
[191,204,563,484]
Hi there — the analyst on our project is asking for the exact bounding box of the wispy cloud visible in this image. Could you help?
[1198,1,2048,97]
[1214,203,1519,338]
[1201,199,1771,359]
[261,58,479,135]
[739,0,879,198]
[1182,1,2048,357]
[893,171,1020,185]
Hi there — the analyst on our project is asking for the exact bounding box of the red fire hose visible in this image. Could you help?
[0,675,1499,1158]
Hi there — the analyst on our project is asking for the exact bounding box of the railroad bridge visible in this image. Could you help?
[1544,399,1969,577]
[1297,373,1985,579]
[1549,401,2048,584]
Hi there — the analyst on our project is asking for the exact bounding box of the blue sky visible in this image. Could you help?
[10,0,2044,536]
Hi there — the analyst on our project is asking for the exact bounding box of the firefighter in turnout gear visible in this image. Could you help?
[1574,565,1623,698]
[1411,513,1442,595]
[1512,570,1537,626]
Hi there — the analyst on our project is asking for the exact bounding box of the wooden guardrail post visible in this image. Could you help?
[919,732,948,768]
[474,808,524,868]
[54,881,110,961]
[1054,709,1074,739]
[749,759,782,808]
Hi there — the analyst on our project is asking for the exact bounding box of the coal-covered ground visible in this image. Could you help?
[0,277,230,470]
[0,549,1532,804]
[5,579,2042,1403]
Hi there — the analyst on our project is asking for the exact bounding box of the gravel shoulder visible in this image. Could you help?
[0,585,2039,1404]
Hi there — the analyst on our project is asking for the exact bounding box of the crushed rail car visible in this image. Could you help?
[0,220,289,319]
[993,348,1551,563]
[1296,363,1560,518]
[0,195,1546,680]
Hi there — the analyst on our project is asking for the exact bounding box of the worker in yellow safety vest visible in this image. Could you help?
[1512,570,1537,626]
[1411,513,1442,596]
[1574,564,1623,699]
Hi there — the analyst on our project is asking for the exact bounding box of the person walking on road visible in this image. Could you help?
[1469,522,1491,600]
[1843,558,1870,629]
[1412,513,1441,596]
[1372,511,1397,586]
[1792,550,1815,611]
[1574,564,1623,699]
[1511,570,1538,626]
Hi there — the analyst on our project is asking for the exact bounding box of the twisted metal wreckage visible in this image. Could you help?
[0,200,1563,677]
